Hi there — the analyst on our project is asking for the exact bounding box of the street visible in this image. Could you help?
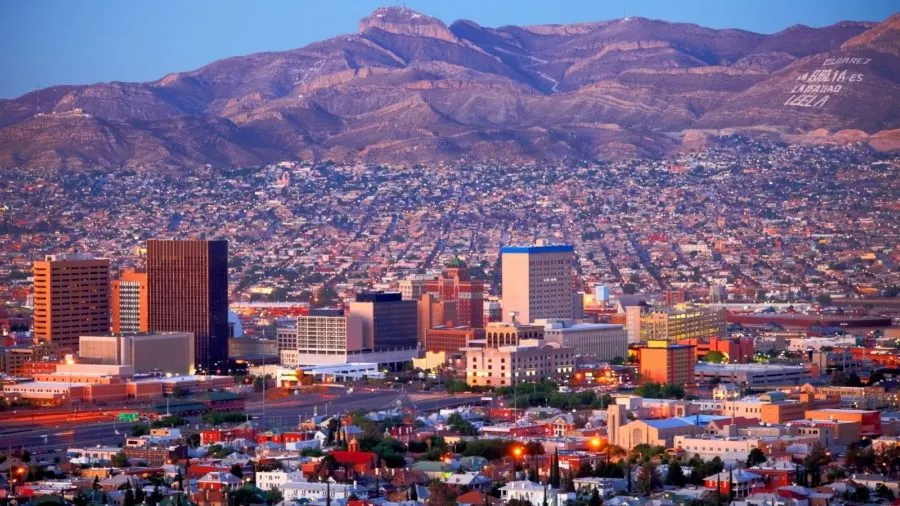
[0,390,486,454]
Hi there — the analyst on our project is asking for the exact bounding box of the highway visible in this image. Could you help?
[0,390,486,454]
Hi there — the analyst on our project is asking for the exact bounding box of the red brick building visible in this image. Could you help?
[331,449,378,475]
[678,336,755,363]
[424,258,484,329]
[424,326,485,354]
[199,425,256,446]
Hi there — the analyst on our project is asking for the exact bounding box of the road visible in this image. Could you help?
[0,390,486,454]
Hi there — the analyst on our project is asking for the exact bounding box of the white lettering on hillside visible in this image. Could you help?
[783,57,869,109]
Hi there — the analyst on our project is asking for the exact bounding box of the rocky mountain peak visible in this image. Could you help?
[841,13,900,54]
[359,6,458,43]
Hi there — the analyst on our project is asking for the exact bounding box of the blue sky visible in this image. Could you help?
[1,0,895,99]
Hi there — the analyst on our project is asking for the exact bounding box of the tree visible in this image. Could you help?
[630,444,666,463]
[877,483,895,500]
[445,379,470,393]
[506,500,533,506]
[817,294,833,306]
[632,382,684,399]
[230,463,244,478]
[804,444,830,487]
[611,357,626,366]
[131,424,150,437]
[746,448,766,468]
[264,488,284,505]
[72,491,88,506]
[665,461,686,487]
[826,467,846,482]
[703,351,727,364]
[636,462,659,496]
[550,449,561,489]
[149,486,162,506]
[447,413,477,436]
[123,483,136,506]
[427,480,457,506]
[853,485,870,503]
[110,451,129,468]
[253,375,268,393]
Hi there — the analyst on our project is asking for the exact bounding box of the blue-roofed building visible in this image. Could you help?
[608,409,704,450]
[501,241,575,324]
[500,245,575,254]
[674,414,731,427]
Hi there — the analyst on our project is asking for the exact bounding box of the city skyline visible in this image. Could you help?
[0,2,898,504]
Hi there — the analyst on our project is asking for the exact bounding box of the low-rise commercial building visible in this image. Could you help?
[79,332,195,375]
[424,326,485,354]
[638,340,695,385]
[694,363,811,387]
[483,321,544,348]
[804,408,881,437]
[227,337,278,362]
[538,319,627,363]
[674,435,761,464]
[626,304,726,343]
[464,340,574,387]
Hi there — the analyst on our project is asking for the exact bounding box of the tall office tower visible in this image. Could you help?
[147,239,228,372]
[33,254,110,351]
[111,269,148,333]
[424,257,484,328]
[349,292,418,351]
[417,293,457,347]
[501,243,574,324]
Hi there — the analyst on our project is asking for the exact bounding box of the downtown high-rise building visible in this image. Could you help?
[111,268,148,333]
[349,292,417,352]
[424,257,484,328]
[32,254,111,351]
[501,242,574,324]
[147,239,229,371]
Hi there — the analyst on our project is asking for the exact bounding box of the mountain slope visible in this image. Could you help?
[1,8,897,169]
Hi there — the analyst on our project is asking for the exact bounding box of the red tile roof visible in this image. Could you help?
[331,450,376,466]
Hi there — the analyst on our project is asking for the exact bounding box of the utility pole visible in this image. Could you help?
[262,355,267,429]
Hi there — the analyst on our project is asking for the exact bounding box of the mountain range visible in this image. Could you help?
[2,7,899,169]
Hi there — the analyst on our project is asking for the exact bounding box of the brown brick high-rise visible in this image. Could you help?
[147,240,228,372]
[33,255,110,351]
[424,257,484,328]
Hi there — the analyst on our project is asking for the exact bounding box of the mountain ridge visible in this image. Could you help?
[1,7,898,169]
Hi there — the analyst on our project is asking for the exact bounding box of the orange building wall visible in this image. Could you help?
[111,269,149,333]
[639,344,695,385]
[805,409,881,435]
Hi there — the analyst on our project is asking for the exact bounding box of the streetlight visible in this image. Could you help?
[65,355,75,422]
